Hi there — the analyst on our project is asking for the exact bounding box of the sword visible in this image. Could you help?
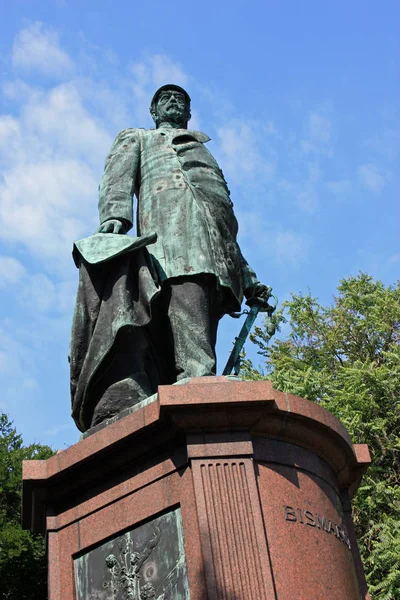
[222,294,277,376]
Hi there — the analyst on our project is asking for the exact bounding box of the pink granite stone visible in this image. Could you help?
[22,379,370,599]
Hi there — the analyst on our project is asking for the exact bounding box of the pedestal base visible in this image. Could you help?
[23,378,371,599]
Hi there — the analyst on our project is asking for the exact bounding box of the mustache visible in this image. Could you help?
[166,104,183,111]
[166,100,183,108]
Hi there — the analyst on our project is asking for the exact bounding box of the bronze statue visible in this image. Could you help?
[70,85,272,431]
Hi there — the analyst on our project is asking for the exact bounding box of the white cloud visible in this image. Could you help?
[296,189,317,213]
[358,163,385,192]
[276,110,336,213]
[44,422,73,436]
[128,54,190,124]
[149,54,189,89]
[301,111,333,156]
[0,325,36,381]
[0,29,195,447]
[0,256,26,286]
[73,77,131,131]
[12,22,74,77]
[308,113,332,144]
[0,116,20,147]
[0,70,113,261]
[4,82,112,165]
[326,179,351,196]
[236,209,310,267]
[297,161,322,212]
[274,230,310,266]
[2,79,41,103]
[1,33,194,265]
[18,272,77,314]
[0,315,61,417]
[365,127,400,163]
[0,159,97,258]
[0,51,196,263]
[216,121,276,183]
[22,273,56,311]
[130,54,188,98]
[277,161,322,214]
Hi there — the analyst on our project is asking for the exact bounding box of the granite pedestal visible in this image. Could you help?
[22,378,371,599]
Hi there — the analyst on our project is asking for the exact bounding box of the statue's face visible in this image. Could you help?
[153,89,189,127]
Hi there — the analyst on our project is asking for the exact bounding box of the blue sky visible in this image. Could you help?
[0,1,399,449]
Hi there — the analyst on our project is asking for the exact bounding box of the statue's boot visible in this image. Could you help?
[90,373,153,427]
[88,327,159,428]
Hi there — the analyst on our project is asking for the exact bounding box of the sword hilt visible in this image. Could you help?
[222,294,278,376]
[246,293,277,313]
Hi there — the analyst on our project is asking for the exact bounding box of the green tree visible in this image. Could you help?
[0,414,54,600]
[242,273,400,599]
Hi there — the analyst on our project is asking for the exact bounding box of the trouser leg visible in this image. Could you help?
[167,275,221,380]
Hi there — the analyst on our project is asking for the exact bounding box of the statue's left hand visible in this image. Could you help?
[245,283,277,336]
[96,219,128,234]
[244,282,272,302]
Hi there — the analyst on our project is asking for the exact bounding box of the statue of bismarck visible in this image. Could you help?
[70,84,272,432]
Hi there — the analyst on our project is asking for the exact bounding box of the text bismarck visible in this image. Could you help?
[283,505,351,550]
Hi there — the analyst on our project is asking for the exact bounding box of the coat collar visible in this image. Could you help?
[152,126,210,144]
[187,130,211,143]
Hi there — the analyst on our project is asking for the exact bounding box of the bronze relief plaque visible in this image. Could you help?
[74,507,190,599]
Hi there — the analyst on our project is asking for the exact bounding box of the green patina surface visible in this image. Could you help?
[72,231,157,266]
[97,124,259,312]
[70,84,274,432]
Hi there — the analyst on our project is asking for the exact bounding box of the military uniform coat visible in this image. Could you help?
[99,125,259,314]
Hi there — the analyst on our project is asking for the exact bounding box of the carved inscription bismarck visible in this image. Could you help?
[283,505,351,550]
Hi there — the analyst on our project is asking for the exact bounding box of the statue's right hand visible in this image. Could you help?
[96,219,126,234]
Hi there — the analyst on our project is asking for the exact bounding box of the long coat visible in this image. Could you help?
[98,126,259,314]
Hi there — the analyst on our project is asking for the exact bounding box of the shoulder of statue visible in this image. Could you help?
[115,127,146,139]
[109,128,145,153]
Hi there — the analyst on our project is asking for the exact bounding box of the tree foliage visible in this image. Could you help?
[0,414,54,600]
[242,273,400,599]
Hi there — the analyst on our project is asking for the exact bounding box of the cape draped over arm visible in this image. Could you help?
[69,233,159,432]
